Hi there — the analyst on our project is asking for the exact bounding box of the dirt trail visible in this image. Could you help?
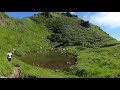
[1,67,20,78]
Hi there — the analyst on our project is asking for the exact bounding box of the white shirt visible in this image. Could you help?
[7,53,12,58]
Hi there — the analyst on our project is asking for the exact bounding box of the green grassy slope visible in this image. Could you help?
[30,12,118,48]
[0,12,77,77]
[57,45,120,78]
[0,12,120,78]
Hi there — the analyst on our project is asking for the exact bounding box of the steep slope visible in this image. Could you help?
[0,13,55,77]
[30,12,118,48]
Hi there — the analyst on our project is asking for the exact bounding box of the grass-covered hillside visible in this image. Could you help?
[0,12,120,78]
[30,12,118,48]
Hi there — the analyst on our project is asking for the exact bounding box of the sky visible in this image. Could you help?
[6,12,39,18]
[6,12,120,41]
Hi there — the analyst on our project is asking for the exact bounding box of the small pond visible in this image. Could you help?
[16,51,76,71]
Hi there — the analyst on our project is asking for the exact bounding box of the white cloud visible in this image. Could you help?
[58,12,75,14]
[83,12,120,29]
[82,12,91,19]
[70,12,75,14]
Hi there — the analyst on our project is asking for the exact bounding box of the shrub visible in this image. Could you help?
[14,50,25,56]
[80,21,90,28]
[41,12,52,18]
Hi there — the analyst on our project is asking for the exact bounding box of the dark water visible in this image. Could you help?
[16,51,75,71]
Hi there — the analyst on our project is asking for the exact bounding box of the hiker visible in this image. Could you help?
[7,51,12,61]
